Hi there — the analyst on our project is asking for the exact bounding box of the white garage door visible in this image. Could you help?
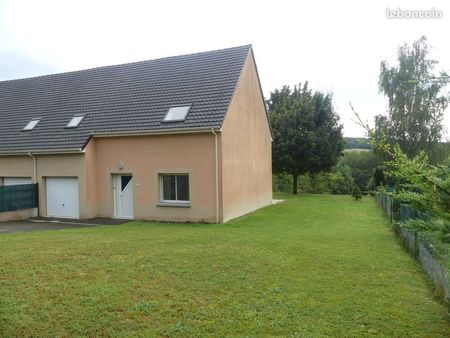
[4,177,32,186]
[46,177,79,218]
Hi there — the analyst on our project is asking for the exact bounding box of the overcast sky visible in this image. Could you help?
[0,0,449,138]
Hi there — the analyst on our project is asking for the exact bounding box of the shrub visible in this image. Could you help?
[273,162,355,195]
[439,223,450,243]
[341,151,378,190]
[351,185,362,200]
[373,166,386,187]
[310,172,331,194]
[297,173,313,193]
[272,174,293,193]
[404,219,436,232]
[329,162,354,194]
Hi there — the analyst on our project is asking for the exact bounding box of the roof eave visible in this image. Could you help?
[0,148,84,156]
[91,126,221,138]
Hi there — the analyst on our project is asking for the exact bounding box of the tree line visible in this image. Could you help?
[269,36,449,196]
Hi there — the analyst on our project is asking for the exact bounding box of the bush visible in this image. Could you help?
[328,162,354,194]
[341,151,378,190]
[373,166,386,187]
[351,185,362,200]
[310,173,331,194]
[297,173,313,193]
[404,219,434,232]
[440,223,450,243]
[274,162,355,195]
[272,173,293,193]
[402,217,450,262]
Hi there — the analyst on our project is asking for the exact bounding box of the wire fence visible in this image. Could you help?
[376,191,450,311]
[418,240,450,299]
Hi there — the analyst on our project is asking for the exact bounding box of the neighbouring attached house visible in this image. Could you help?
[0,45,272,223]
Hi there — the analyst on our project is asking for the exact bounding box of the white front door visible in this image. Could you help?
[46,177,79,218]
[114,175,134,219]
[4,177,33,186]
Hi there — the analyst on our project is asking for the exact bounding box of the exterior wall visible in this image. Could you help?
[84,141,98,218]
[220,51,273,222]
[0,156,34,181]
[91,133,217,222]
[0,133,217,222]
[0,156,36,220]
[0,154,87,219]
[35,153,87,218]
[0,208,36,221]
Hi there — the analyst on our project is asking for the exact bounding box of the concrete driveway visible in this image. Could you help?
[0,218,129,234]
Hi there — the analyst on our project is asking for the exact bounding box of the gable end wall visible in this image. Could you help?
[220,51,272,222]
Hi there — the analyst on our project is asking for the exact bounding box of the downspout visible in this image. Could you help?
[28,152,39,217]
[211,129,219,223]
[27,152,37,183]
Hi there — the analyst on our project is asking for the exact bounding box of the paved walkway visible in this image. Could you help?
[0,218,129,234]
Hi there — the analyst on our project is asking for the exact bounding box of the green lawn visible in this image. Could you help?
[1,194,449,337]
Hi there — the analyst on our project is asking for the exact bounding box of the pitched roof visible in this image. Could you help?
[0,45,251,153]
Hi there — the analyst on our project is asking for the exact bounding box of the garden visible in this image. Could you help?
[1,194,449,336]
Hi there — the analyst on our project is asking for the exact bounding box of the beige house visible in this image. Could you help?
[0,45,272,223]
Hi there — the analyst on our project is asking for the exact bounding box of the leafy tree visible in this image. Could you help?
[353,105,450,218]
[377,36,450,161]
[268,82,344,194]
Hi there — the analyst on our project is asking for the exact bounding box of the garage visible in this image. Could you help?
[46,177,79,218]
[3,177,32,186]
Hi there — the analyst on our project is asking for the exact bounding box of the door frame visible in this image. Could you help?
[112,173,134,219]
[45,176,80,219]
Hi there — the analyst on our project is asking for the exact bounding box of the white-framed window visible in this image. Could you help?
[23,119,41,131]
[163,106,191,122]
[66,115,85,128]
[159,174,190,204]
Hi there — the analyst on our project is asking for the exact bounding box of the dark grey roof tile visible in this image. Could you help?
[0,45,251,152]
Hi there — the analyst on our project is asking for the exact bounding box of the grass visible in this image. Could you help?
[1,194,449,337]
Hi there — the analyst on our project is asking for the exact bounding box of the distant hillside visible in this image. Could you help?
[344,137,372,150]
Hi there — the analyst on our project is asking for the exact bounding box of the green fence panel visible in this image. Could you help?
[399,203,428,222]
[376,190,450,307]
[0,184,39,212]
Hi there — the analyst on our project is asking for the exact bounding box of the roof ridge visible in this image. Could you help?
[0,44,253,84]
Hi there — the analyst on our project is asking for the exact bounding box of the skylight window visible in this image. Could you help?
[163,106,191,122]
[66,115,85,128]
[23,119,40,131]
